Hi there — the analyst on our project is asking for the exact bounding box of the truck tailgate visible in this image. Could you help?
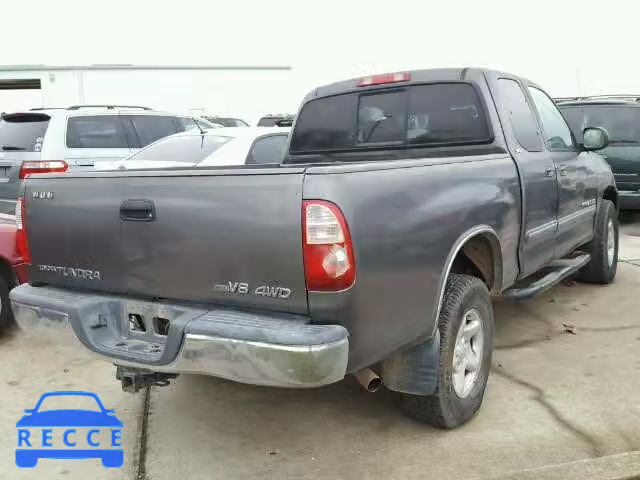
[23,168,309,314]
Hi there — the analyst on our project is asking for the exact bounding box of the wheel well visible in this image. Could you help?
[603,186,617,208]
[450,234,502,293]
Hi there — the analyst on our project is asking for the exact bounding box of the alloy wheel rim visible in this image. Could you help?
[452,309,484,398]
[607,218,615,267]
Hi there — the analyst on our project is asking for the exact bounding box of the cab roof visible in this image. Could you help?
[303,67,530,102]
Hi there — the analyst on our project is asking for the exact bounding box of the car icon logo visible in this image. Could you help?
[16,391,123,468]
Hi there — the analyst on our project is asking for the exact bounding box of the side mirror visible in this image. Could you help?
[583,127,608,151]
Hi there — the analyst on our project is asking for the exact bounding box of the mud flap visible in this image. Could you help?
[380,330,440,395]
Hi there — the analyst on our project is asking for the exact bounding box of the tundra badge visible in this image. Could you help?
[37,265,101,281]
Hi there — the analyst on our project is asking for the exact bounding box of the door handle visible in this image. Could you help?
[557,165,567,176]
[545,167,555,177]
[74,160,95,166]
[120,199,156,221]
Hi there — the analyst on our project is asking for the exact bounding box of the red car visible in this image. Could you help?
[0,217,28,327]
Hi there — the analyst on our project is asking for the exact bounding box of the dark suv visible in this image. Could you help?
[557,96,640,209]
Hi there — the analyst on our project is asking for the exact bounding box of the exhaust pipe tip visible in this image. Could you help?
[366,376,383,393]
[354,368,383,393]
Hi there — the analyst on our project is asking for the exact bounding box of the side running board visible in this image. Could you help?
[503,253,591,301]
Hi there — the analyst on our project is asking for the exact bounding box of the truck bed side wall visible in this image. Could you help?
[304,155,520,372]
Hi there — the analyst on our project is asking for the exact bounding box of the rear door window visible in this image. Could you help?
[246,135,288,164]
[290,83,491,153]
[0,113,50,152]
[129,115,179,146]
[66,115,128,148]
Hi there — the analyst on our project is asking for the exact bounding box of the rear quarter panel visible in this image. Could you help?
[304,155,520,371]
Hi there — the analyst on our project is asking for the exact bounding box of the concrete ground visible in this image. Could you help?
[1,221,640,479]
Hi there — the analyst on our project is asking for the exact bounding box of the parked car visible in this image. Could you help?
[0,105,216,213]
[93,127,290,170]
[0,217,27,328]
[10,68,617,429]
[557,96,640,209]
[202,116,249,128]
[257,113,294,127]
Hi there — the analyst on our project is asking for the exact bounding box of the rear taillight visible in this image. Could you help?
[19,160,68,179]
[16,196,31,264]
[357,72,411,87]
[302,200,355,291]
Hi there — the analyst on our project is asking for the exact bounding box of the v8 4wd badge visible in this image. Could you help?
[214,281,291,299]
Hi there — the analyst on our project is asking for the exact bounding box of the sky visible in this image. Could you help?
[2,0,640,113]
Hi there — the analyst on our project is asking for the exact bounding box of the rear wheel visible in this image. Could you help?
[400,274,494,429]
[577,199,618,284]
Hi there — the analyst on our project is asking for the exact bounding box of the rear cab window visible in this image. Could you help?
[289,83,492,156]
[0,113,50,152]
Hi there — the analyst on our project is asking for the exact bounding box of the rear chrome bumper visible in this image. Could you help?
[619,190,640,210]
[10,284,349,388]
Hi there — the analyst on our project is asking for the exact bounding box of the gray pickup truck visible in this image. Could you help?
[10,68,618,429]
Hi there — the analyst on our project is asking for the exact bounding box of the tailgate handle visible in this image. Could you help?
[120,199,156,221]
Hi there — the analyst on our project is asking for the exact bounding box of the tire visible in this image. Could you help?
[577,199,618,284]
[400,274,494,429]
[0,274,13,329]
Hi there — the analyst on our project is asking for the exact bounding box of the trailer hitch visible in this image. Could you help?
[116,366,178,393]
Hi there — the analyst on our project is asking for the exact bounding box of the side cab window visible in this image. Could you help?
[496,79,543,152]
[528,87,575,152]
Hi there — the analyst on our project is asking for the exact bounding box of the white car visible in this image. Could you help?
[0,105,216,212]
[93,127,290,170]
